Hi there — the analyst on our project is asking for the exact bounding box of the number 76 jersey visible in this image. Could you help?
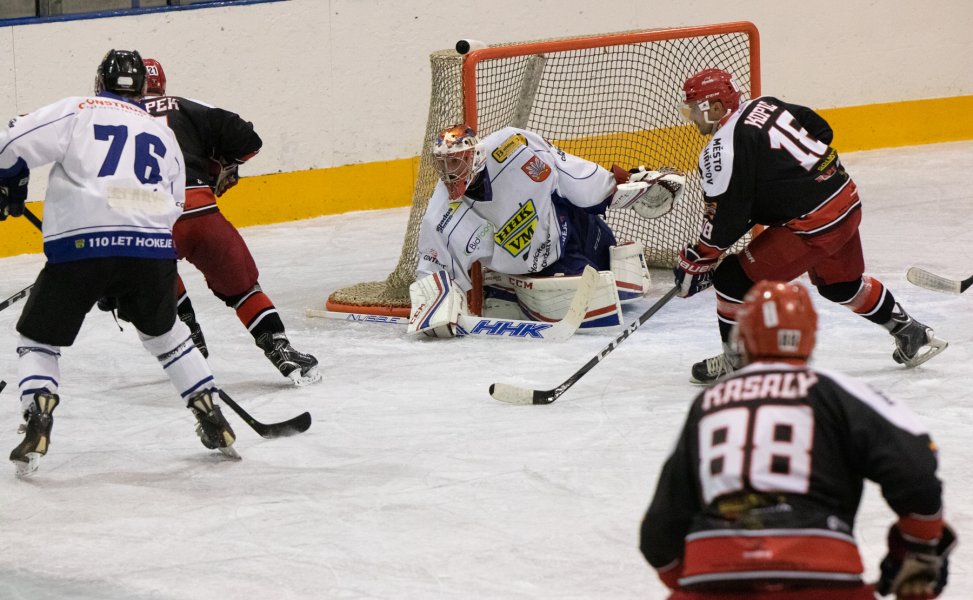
[0,93,186,263]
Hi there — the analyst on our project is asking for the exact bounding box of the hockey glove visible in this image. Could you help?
[208,158,240,197]
[0,167,30,221]
[608,166,686,219]
[407,270,469,338]
[876,523,957,599]
[674,245,717,298]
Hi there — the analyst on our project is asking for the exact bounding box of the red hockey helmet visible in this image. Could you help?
[433,124,486,200]
[736,280,817,363]
[683,68,741,112]
[143,58,167,96]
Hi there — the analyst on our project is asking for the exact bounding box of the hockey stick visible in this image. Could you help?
[0,284,33,312]
[217,389,312,438]
[906,267,973,294]
[490,285,680,405]
[0,380,6,395]
[307,265,598,342]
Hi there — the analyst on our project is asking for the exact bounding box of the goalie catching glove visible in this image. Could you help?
[876,522,957,599]
[408,270,469,338]
[609,165,685,219]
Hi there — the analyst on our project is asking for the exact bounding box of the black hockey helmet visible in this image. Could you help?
[95,49,147,98]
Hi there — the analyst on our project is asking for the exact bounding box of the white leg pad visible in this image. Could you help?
[16,335,61,414]
[495,270,623,328]
[139,321,216,400]
[610,242,651,303]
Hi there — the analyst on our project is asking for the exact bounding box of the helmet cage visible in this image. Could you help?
[433,124,486,200]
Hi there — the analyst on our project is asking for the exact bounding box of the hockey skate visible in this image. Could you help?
[9,392,59,477]
[690,342,741,385]
[187,390,240,459]
[179,311,209,358]
[256,332,321,386]
[888,304,948,367]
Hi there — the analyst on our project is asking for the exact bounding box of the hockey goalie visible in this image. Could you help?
[408,124,685,337]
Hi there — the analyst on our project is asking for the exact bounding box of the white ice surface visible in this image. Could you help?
[0,142,971,599]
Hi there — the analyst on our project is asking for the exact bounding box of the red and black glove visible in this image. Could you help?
[673,245,717,298]
[876,522,957,599]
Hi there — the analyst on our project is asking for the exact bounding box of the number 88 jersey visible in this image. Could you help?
[640,362,943,589]
[0,92,185,263]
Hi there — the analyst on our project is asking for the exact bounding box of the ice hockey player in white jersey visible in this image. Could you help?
[409,124,685,337]
[0,50,238,475]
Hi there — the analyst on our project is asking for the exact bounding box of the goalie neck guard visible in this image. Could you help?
[735,280,817,363]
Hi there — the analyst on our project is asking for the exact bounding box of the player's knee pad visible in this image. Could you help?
[139,321,215,399]
[712,254,754,301]
[15,335,62,408]
[217,283,262,308]
[609,241,651,303]
[817,278,864,304]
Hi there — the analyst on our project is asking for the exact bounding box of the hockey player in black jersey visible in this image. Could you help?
[140,58,319,386]
[640,280,956,600]
[672,69,946,383]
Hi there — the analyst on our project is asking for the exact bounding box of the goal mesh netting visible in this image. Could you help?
[326,22,759,316]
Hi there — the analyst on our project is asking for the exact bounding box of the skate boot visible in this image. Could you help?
[690,342,742,385]
[256,332,321,386]
[9,392,60,477]
[178,307,209,358]
[888,304,948,367]
[187,390,240,459]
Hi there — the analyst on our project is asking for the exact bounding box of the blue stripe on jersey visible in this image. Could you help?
[44,231,177,263]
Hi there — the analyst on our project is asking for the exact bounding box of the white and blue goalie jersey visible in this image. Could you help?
[416,127,616,292]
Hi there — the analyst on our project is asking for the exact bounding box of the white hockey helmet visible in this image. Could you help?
[433,124,486,200]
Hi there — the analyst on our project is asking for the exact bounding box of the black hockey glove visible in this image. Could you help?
[0,167,30,221]
[876,523,957,599]
[96,297,118,312]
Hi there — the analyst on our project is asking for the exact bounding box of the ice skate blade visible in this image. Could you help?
[895,336,948,368]
[11,452,40,477]
[218,446,242,460]
[289,367,322,387]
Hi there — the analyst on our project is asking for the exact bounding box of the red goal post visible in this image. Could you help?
[325,21,760,317]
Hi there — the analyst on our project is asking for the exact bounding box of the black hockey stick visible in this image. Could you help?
[217,389,312,438]
[22,205,43,230]
[0,380,6,395]
[490,285,680,405]
[906,267,973,294]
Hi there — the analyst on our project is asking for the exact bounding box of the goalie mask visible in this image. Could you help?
[735,280,817,363]
[681,68,741,135]
[143,58,167,96]
[433,124,486,200]
[95,49,147,98]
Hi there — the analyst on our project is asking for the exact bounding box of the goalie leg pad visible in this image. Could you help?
[610,242,651,303]
[408,271,469,338]
[499,271,622,328]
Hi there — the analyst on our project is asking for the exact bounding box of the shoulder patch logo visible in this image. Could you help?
[491,133,527,163]
[521,155,551,182]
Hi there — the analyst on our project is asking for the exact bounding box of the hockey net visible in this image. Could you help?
[326,22,760,316]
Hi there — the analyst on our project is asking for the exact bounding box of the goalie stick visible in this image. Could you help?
[217,389,312,438]
[307,266,598,341]
[906,267,973,294]
[490,285,680,405]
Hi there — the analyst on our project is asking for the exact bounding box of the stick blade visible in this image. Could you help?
[489,383,536,405]
[907,267,963,294]
[269,412,313,437]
